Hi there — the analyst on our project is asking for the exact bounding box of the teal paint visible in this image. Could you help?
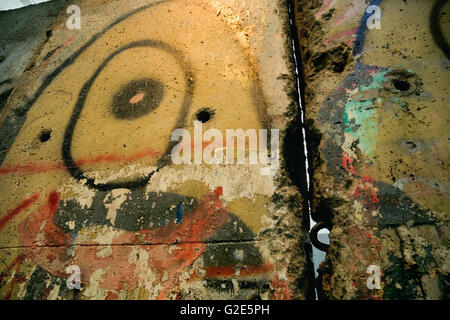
[342,70,391,157]
[360,70,389,91]
[344,98,380,157]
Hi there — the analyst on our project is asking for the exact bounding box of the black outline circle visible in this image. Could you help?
[430,0,450,60]
[62,40,195,191]
[310,221,331,252]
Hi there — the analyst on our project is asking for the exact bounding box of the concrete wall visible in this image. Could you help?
[0,0,310,299]
[0,0,66,114]
[2,0,447,301]
[295,0,449,299]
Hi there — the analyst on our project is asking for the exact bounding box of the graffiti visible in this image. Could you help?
[9,187,272,299]
[0,0,284,300]
[430,0,450,60]
[333,0,366,27]
[0,148,160,176]
[315,0,449,299]
[112,78,165,120]
[317,0,382,48]
[0,1,163,166]
[318,64,437,225]
[0,193,39,231]
[62,40,195,191]
[42,35,76,63]
[309,221,332,252]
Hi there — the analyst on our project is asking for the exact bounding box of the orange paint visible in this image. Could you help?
[214,186,223,196]
[272,274,293,300]
[0,147,161,176]
[201,264,273,278]
[105,292,119,300]
[47,35,76,62]
[0,193,39,231]
[15,187,246,299]
[74,148,161,167]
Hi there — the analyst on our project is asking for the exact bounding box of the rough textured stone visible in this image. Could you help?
[0,0,310,300]
[294,0,449,299]
[0,0,67,114]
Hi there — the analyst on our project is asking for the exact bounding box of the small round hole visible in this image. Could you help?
[196,109,212,123]
[39,129,52,143]
[392,79,410,91]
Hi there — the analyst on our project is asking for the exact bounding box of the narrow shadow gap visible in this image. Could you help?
[285,0,317,300]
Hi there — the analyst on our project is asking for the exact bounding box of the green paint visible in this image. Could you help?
[360,70,389,91]
[342,70,391,157]
[344,98,380,157]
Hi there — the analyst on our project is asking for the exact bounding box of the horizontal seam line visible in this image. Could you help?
[0,238,261,250]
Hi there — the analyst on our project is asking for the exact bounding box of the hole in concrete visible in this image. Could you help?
[39,129,52,143]
[406,141,417,149]
[0,55,5,64]
[196,109,213,123]
[384,69,422,96]
[392,79,411,91]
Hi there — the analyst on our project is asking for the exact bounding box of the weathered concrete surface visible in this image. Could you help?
[0,0,67,114]
[295,0,449,299]
[0,0,310,299]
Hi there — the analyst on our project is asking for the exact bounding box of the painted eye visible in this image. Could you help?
[0,2,264,194]
[62,41,195,191]
[111,78,165,120]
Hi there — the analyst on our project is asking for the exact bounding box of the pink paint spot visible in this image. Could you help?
[315,0,336,20]
[129,92,145,104]
[47,35,76,62]
[323,27,359,46]
[345,38,356,46]
[333,0,365,27]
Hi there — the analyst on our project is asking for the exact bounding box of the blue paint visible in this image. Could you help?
[176,203,183,223]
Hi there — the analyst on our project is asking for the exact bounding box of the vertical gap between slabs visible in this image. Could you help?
[287,0,330,300]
